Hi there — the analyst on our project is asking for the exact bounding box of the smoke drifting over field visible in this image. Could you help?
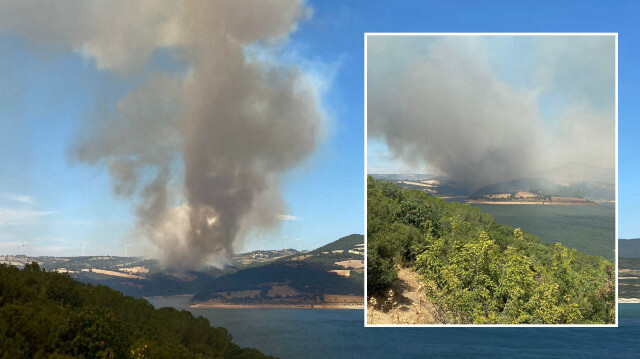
[367,36,615,191]
[1,1,324,268]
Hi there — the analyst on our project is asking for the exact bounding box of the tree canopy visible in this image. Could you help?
[367,177,614,324]
[0,262,274,358]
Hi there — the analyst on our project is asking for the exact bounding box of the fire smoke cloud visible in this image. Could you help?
[1,1,324,268]
[367,36,615,191]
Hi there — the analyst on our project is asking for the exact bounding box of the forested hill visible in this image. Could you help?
[312,234,363,253]
[0,262,273,358]
[192,261,361,303]
[191,234,364,305]
[367,177,614,324]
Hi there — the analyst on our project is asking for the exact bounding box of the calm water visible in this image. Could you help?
[471,203,615,260]
[148,297,639,359]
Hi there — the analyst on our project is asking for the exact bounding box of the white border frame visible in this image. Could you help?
[364,32,618,328]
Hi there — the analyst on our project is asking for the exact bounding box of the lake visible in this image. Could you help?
[469,202,615,260]
[148,297,638,358]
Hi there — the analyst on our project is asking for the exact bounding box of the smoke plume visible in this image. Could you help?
[1,1,324,268]
[367,36,615,191]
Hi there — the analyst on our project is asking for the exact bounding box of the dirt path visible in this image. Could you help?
[367,267,441,325]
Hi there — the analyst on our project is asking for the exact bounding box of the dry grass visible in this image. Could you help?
[335,259,364,269]
[328,269,351,277]
[90,268,145,279]
[120,266,149,274]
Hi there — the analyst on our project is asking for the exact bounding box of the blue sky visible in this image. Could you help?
[1,0,639,260]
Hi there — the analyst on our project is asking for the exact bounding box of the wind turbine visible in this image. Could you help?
[81,241,88,256]
[260,235,266,251]
[123,242,132,256]
[20,241,26,255]
[295,238,302,252]
[283,234,289,250]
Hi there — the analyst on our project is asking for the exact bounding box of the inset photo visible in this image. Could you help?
[365,33,616,325]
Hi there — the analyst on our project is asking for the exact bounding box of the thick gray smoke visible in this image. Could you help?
[367,36,615,191]
[1,1,324,268]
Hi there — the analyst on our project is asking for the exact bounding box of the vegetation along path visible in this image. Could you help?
[367,266,440,325]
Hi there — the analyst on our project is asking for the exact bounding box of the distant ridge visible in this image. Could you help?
[370,173,614,201]
[191,234,364,306]
[313,234,363,253]
[471,177,614,201]
[3,234,365,306]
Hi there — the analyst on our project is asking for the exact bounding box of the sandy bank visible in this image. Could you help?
[190,302,364,309]
[466,200,596,206]
[144,294,194,299]
[619,298,640,303]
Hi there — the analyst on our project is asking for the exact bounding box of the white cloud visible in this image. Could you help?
[276,214,299,221]
[0,208,54,226]
[1,192,37,206]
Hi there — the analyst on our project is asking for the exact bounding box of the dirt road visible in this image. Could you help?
[367,267,441,325]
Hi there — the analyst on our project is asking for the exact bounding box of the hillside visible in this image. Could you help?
[0,255,228,298]
[619,240,640,299]
[191,261,362,306]
[0,262,272,358]
[367,177,614,324]
[1,249,316,298]
[192,234,364,308]
[1,235,365,308]
[619,257,640,299]
[369,174,468,197]
[471,177,614,202]
[313,234,363,253]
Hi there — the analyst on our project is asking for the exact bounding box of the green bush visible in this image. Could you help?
[0,262,274,358]
[366,177,614,324]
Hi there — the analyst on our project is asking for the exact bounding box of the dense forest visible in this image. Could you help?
[367,177,614,324]
[0,263,273,358]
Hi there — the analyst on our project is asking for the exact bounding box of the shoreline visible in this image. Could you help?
[145,294,364,309]
[190,302,364,310]
[466,200,596,206]
[144,294,194,299]
[619,298,640,303]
